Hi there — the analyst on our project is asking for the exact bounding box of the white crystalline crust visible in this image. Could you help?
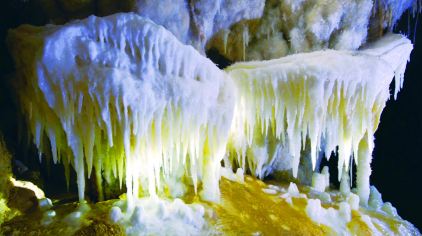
[226,33,412,204]
[258,180,419,235]
[312,166,329,192]
[111,197,211,236]
[283,0,373,51]
[208,0,374,62]
[134,0,265,51]
[8,12,412,210]
[8,13,235,204]
[306,198,352,234]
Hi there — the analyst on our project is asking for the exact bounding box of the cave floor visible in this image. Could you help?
[2,176,409,235]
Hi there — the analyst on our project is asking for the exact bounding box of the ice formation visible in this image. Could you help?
[306,198,352,234]
[134,0,265,52]
[312,166,329,192]
[369,0,419,39]
[8,13,235,205]
[208,0,374,61]
[226,33,412,204]
[7,11,413,210]
[252,178,418,235]
[111,197,210,236]
[280,182,307,204]
[36,0,266,54]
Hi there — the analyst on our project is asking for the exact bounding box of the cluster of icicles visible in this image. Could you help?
[8,13,412,207]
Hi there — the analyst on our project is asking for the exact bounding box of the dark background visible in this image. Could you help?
[372,11,422,229]
[0,1,421,230]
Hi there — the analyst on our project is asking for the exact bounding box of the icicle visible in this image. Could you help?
[222,29,229,54]
[9,13,235,205]
[242,24,249,61]
[226,33,412,202]
[8,11,412,207]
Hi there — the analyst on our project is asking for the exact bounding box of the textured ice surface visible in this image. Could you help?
[226,33,412,204]
[311,166,329,192]
[7,11,413,209]
[111,197,209,236]
[369,0,417,39]
[134,0,265,52]
[16,0,418,59]
[306,198,352,234]
[208,0,374,61]
[8,13,235,204]
[35,0,265,53]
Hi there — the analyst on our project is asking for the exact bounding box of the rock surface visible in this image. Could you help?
[4,0,417,60]
[0,134,12,226]
[207,0,374,61]
[0,135,12,199]
[133,0,266,52]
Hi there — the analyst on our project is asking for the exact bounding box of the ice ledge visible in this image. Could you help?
[226,33,412,205]
[7,13,413,207]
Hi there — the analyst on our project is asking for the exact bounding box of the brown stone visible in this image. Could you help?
[75,219,125,236]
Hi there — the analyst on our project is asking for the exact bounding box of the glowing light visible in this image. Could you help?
[10,177,45,199]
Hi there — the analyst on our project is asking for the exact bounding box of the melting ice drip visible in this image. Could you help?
[8,13,412,206]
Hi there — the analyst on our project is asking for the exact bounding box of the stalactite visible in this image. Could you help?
[226,33,412,204]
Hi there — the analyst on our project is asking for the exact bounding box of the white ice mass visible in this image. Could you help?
[226,33,412,204]
[7,12,412,212]
[8,13,235,205]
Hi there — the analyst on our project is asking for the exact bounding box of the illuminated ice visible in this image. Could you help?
[226,33,412,204]
[7,11,413,209]
[8,13,235,205]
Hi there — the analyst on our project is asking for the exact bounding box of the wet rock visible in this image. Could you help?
[74,219,125,236]
[7,186,38,213]
[0,135,12,198]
